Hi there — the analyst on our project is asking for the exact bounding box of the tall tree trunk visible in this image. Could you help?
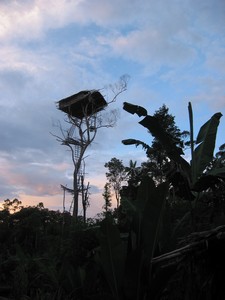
[73,169,79,220]
[81,175,86,223]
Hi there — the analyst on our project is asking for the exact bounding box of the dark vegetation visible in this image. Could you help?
[1,102,225,299]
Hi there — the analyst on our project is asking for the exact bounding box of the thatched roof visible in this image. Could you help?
[151,225,225,299]
[152,224,225,267]
[57,90,107,119]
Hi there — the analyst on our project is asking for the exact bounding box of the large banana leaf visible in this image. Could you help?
[98,218,126,300]
[139,178,169,269]
[123,102,148,117]
[121,138,151,153]
[124,177,169,300]
[135,176,156,214]
[192,112,222,183]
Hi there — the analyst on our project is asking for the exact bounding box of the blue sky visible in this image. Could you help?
[0,0,225,217]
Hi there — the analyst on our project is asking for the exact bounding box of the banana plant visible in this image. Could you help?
[122,101,223,194]
[97,217,126,300]
[188,102,224,190]
[97,177,168,300]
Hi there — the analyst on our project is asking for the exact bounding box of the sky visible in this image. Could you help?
[0,0,225,217]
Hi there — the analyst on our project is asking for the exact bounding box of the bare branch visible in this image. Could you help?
[106,74,130,104]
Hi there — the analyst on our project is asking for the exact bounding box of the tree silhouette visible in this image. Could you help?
[142,104,189,184]
[105,157,127,208]
[53,76,129,221]
[102,182,112,214]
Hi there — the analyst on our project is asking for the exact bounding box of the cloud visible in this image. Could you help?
[0,0,141,44]
[14,193,63,210]
[191,0,225,36]
[0,0,224,217]
[205,41,225,74]
[1,0,224,46]
[99,28,196,70]
[190,78,225,111]
[0,0,83,42]
[0,148,68,197]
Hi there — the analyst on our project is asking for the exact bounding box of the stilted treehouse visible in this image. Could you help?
[57,90,107,119]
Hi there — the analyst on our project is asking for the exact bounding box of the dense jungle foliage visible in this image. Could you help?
[1,103,225,300]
